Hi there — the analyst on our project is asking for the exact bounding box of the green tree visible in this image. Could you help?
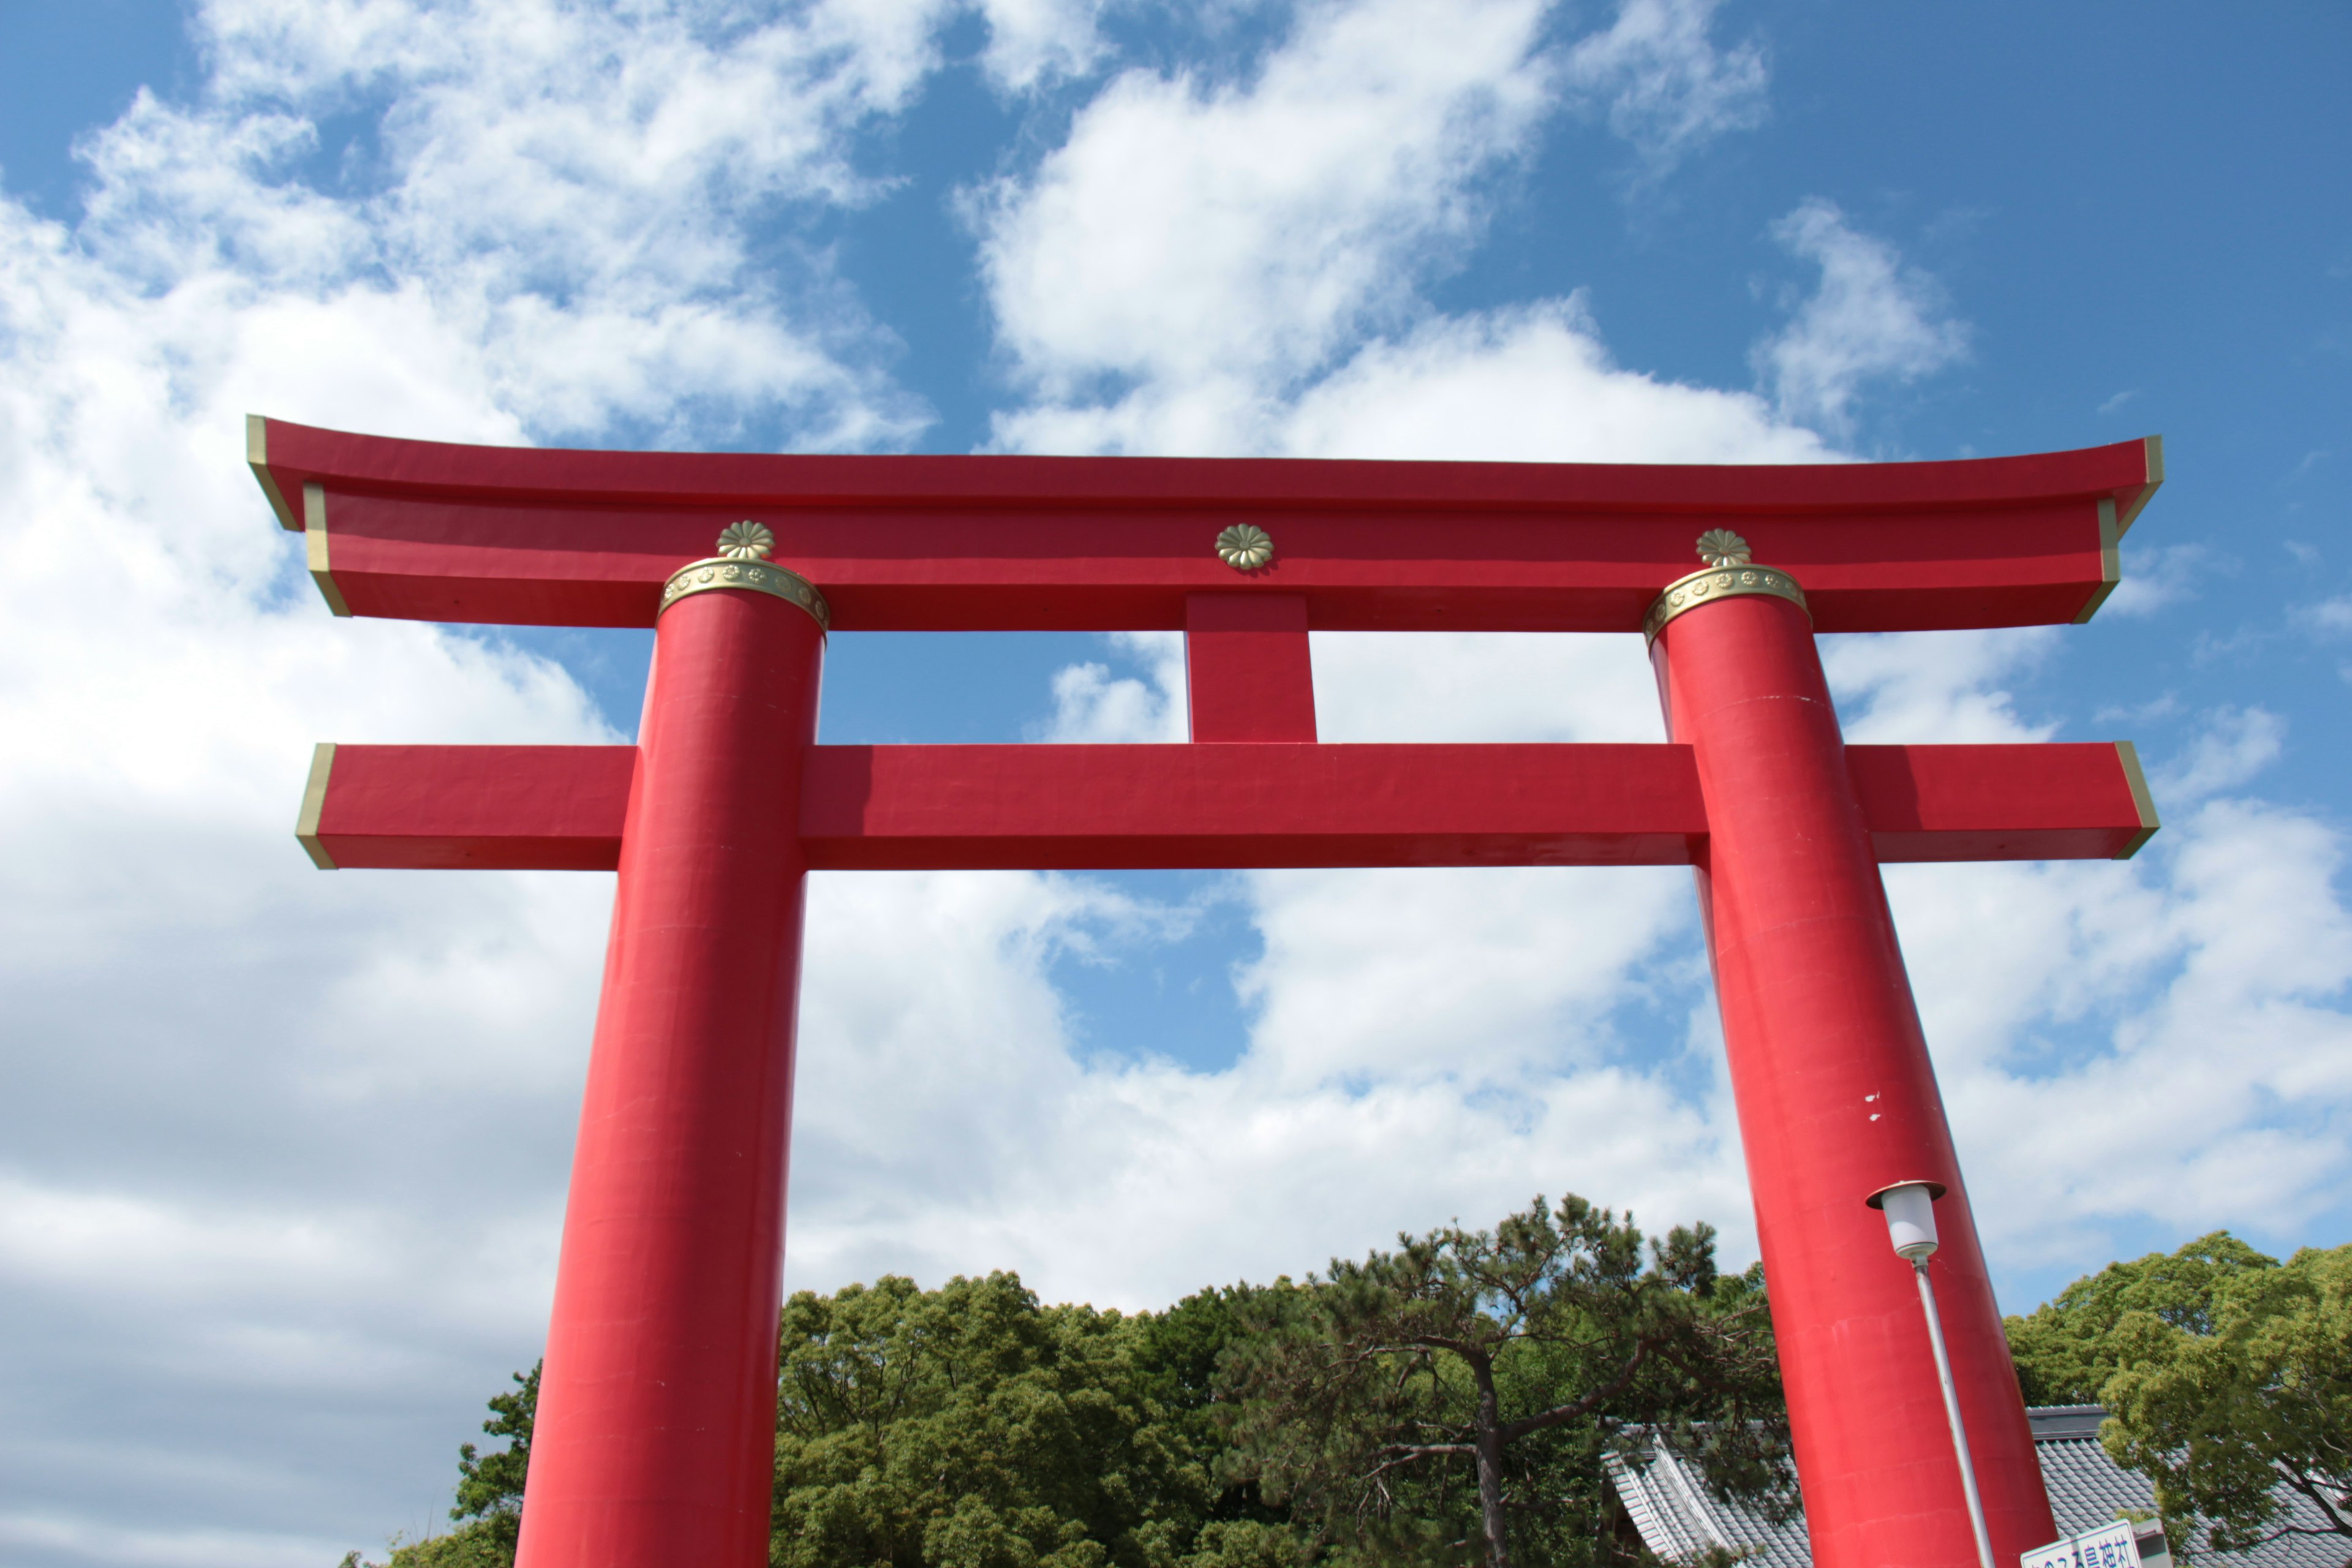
[2007,1234,2352,1559]
[769,1270,1234,1568]
[2006,1232,2277,1404]
[350,1280,1294,1568]
[1216,1196,1790,1568]
[1127,1282,1311,1554]
[358,1201,1790,1568]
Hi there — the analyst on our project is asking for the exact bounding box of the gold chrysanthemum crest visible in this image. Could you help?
[1642,529,1809,646]
[717,521,775,560]
[1215,523,1274,572]
[660,522,829,630]
[1695,529,1751,568]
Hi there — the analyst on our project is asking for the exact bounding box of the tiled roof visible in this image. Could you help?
[1604,1436,1811,1568]
[1606,1407,2351,1567]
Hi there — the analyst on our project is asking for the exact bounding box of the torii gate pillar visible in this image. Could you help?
[1654,568,2041,1565]
[521,548,826,1566]
[257,418,2168,1568]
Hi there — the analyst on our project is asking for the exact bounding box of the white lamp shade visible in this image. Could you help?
[1877,1182,1940,1260]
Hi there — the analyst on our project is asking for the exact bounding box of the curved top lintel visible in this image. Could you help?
[246,417,2163,636]
[246,415,2164,521]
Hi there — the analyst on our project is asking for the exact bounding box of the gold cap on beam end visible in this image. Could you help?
[658,521,830,630]
[1643,529,1809,646]
[296,742,337,870]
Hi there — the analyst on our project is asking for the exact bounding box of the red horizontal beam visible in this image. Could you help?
[296,744,634,871]
[296,742,2156,873]
[805,743,1697,869]
[252,419,2162,635]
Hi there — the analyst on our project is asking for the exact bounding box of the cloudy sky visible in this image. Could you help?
[0,1,2346,1563]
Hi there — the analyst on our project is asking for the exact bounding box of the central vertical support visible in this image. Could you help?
[1650,577,2053,1568]
[1186,592,1316,742]
[517,551,826,1568]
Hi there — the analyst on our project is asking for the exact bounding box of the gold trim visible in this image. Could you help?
[717,520,775,560]
[2117,434,2164,535]
[658,556,829,630]
[1215,523,1274,572]
[1695,529,1751,567]
[304,483,350,617]
[1643,562,1810,644]
[2114,740,2159,860]
[248,415,300,532]
[2073,498,2122,625]
[296,743,337,869]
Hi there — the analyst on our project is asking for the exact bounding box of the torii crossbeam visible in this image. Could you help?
[257,417,2164,1568]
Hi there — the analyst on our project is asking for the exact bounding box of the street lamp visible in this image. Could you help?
[1867,1180,1997,1568]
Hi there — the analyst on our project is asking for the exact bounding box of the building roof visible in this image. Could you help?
[1605,1406,2350,1566]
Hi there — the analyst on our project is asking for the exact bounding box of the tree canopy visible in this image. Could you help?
[2007,1232,2352,1559]
[768,1270,1220,1568]
[350,1194,1787,1568]
[1218,1196,1790,1568]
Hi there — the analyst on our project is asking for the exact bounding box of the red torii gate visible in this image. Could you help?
[254,417,2164,1568]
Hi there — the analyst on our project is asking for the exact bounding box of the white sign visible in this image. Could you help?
[2020,1520,2163,1568]
[2071,1522,2144,1568]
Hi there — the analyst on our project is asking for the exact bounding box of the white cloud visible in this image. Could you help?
[981,0,1558,451]
[982,0,1789,459]
[1311,624,1663,744]
[2150,705,2287,804]
[1037,630,1188,741]
[1822,627,2059,743]
[1234,863,1691,1091]
[2103,541,2207,619]
[1753,197,1970,434]
[1277,301,1834,462]
[129,0,940,445]
[2302,594,2352,636]
[1899,796,2352,1271]
[783,864,1751,1310]
[1559,0,1768,176]
[976,0,1115,88]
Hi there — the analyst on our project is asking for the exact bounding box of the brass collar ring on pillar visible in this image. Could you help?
[658,520,831,630]
[1642,528,1809,646]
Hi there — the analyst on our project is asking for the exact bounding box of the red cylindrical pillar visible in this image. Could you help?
[516,540,827,1568]
[1648,555,2052,1568]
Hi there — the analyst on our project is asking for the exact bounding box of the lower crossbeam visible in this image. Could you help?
[295,741,2156,872]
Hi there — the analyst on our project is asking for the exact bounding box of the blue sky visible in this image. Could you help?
[0,2,2346,1564]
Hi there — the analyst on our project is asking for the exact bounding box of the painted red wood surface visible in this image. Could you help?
[1654,591,2054,1568]
[302,741,2152,871]
[305,744,633,869]
[517,582,823,1568]
[252,418,2160,633]
[1185,593,1317,741]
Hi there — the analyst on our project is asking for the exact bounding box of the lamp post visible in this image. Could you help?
[1868,1180,1997,1568]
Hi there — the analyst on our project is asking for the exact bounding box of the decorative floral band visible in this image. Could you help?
[1642,562,1809,645]
[658,556,831,630]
